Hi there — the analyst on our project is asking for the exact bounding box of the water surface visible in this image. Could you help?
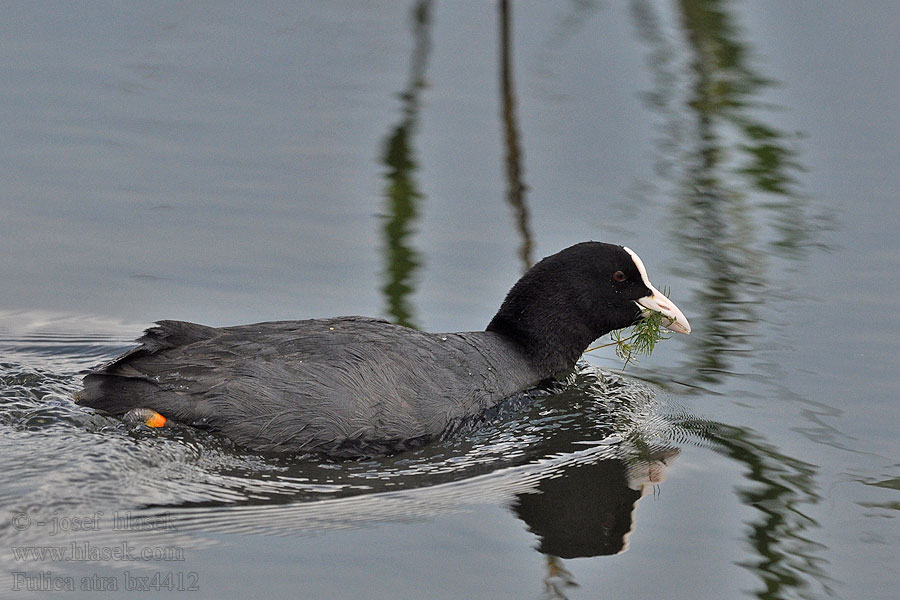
[1,2,898,599]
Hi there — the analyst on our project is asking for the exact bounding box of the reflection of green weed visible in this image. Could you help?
[585,288,673,367]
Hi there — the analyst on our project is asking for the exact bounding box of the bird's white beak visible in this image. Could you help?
[623,246,691,335]
[636,287,691,334]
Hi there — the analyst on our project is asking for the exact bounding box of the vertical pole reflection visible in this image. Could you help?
[499,0,534,273]
[380,1,433,329]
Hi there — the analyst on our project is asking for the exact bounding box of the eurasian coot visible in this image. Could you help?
[77,242,690,455]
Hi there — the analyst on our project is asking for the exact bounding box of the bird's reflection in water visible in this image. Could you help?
[511,446,679,598]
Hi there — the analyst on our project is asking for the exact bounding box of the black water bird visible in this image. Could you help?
[76,242,690,456]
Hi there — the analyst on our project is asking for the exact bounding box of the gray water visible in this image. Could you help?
[1,2,898,599]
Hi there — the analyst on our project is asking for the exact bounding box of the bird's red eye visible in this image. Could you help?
[613,270,626,282]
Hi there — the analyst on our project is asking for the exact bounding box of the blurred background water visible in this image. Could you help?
[1,1,898,599]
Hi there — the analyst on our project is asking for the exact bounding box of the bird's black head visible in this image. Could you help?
[486,241,690,376]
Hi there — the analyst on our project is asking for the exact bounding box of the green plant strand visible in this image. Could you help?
[584,288,675,367]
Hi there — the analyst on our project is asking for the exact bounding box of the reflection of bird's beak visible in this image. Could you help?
[637,286,691,334]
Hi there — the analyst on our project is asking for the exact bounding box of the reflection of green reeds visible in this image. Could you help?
[380,1,432,330]
[675,418,833,599]
[382,120,422,330]
[631,5,833,595]
[631,0,824,386]
[678,0,805,222]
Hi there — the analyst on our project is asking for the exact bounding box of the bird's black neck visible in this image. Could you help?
[486,311,599,378]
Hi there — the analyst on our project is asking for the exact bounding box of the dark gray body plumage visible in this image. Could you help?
[79,317,544,454]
